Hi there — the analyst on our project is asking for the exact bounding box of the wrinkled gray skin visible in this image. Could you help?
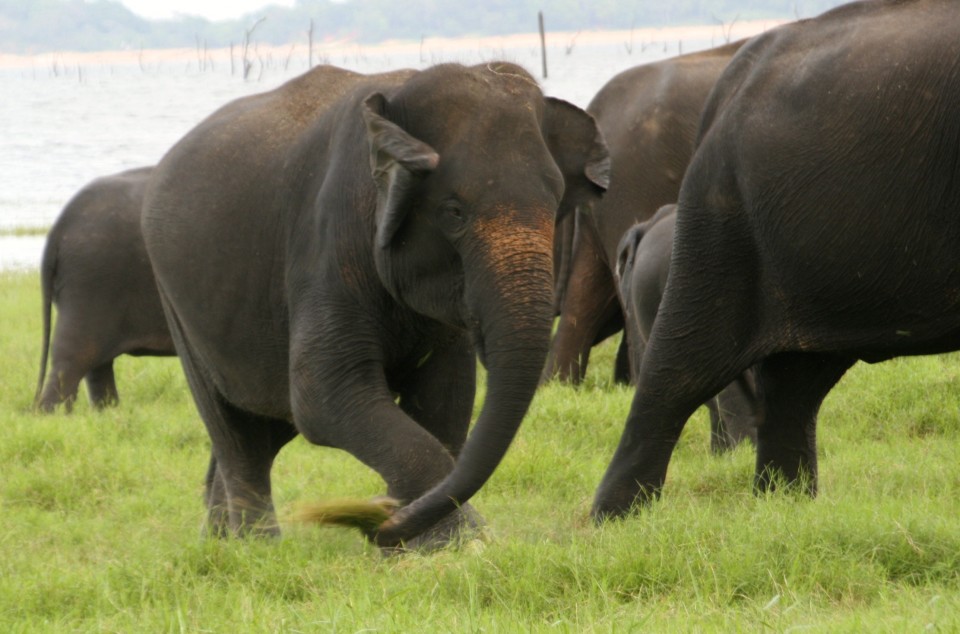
[616,204,759,453]
[35,166,174,412]
[594,0,960,520]
[142,62,609,550]
[544,40,745,385]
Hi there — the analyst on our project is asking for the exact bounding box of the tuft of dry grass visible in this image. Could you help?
[289,496,400,534]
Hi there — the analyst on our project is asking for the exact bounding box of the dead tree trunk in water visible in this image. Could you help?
[308,19,314,69]
[538,11,547,79]
[243,17,266,81]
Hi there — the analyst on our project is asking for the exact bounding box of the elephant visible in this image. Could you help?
[616,204,758,453]
[543,40,746,385]
[592,0,960,520]
[35,166,174,412]
[141,62,609,550]
[551,211,576,315]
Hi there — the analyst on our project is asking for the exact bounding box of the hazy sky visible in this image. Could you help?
[118,0,296,21]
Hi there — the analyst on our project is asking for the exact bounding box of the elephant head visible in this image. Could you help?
[360,63,609,546]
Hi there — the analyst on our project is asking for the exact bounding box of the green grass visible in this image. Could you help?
[0,226,49,237]
[2,270,959,632]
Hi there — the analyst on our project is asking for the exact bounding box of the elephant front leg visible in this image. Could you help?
[294,391,463,550]
[592,383,701,520]
[291,339,472,551]
[545,237,622,384]
[592,314,756,519]
[753,352,853,495]
[392,335,484,550]
[394,334,476,457]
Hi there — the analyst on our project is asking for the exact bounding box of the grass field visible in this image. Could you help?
[2,270,958,632]
[0,227,49,237]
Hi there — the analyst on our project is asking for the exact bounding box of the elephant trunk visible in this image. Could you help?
[374,208,555,547]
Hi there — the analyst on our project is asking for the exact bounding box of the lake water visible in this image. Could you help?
[0,29,758,270]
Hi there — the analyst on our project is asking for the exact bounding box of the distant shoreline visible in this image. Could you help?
[0,20,784,70]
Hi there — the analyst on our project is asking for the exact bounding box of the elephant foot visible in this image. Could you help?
[591,477,663,524]
[709,429,738,455]
[36,393,75,414]
[753,463,817,497]
[202,502,281,539]
[380,503,485,555]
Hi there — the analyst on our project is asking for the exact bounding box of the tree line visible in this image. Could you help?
[0,0,848,54]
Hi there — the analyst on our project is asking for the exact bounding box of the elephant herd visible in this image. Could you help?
[32,0,960,550]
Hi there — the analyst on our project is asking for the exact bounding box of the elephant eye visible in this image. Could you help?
[437,200,467,237]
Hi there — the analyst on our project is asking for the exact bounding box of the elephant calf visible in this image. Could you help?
[35,166,174,412]
[616,204,758,453]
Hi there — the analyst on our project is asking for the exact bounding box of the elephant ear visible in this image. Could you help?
[615,224,642,282]
[542,97,611,222]
[362,93,440,249]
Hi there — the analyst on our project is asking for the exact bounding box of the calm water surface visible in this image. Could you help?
[0,35,723,270]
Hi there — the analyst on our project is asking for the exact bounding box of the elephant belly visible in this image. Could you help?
[146,219,293,419]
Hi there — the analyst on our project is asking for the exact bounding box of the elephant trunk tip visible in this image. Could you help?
[291,496,400,535]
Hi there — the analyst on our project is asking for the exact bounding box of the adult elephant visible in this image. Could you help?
[142,62,609,550]
[551,211,576,315]
[35,166,174,412]
[543,40,745,385]
[617,204,758,453]
[593,0,960,520]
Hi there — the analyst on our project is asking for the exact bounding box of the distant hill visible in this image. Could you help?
[0,0,849,54]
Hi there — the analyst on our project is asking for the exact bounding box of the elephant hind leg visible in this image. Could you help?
[202,452,230,538]
[86,361,119,409]
[38,359,87,413]
[194,385,297,537]
[163,301,296,537]
[39,317,98,412]
[708,371,761,454]
[199,424,297,540]
[753,352,853,495]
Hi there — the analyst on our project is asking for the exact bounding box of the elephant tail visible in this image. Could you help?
[34,238,56,409]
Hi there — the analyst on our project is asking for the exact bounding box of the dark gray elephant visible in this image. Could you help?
[616,204,758,453]
[551,211,576,316]
[141,62,609,550]
[593,0,960,520]
[544,40,745,385]
[35,166,174,412]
